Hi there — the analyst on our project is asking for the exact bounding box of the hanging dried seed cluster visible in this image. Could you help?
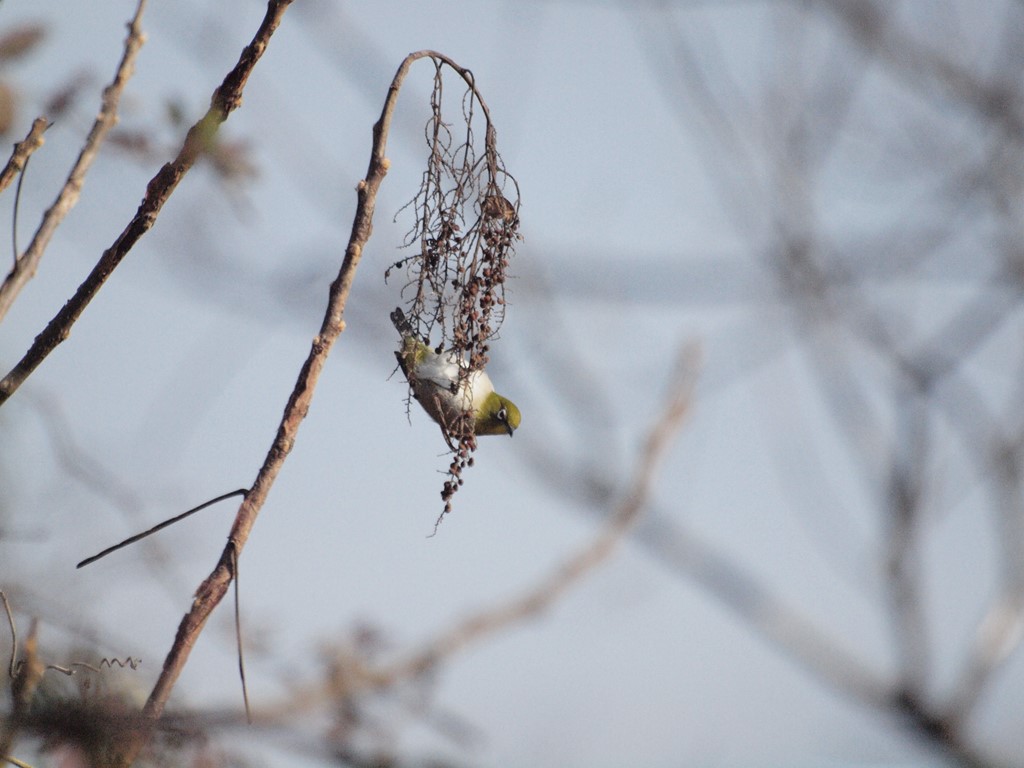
[386,60,521,529]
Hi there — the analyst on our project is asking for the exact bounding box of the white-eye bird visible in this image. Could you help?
[391,308,521,437]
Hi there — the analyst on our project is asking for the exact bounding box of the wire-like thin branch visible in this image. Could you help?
[12,151,30,263]
[231,543,252,725]
[75,489,248,568]
[0,2,146,323]
[0,0,282,406]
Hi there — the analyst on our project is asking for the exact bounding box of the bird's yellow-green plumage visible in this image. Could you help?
[392,309,521,437]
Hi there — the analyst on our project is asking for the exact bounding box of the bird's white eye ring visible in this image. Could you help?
[498,407,508,421]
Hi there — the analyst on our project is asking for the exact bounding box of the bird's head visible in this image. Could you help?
[475,392,521,437]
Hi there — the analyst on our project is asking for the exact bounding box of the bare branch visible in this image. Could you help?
[0,1,146,322]
[0,0,287,407]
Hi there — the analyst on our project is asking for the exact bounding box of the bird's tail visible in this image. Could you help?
[391,307,430,378]
[390,307,415,338]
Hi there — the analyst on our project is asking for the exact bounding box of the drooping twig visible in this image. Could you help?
[0,0,289,406]
[230,543,252,725]
[0,1,146,323]
[388,52,521,522]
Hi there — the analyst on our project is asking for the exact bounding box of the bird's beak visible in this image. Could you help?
[506,423,515,437]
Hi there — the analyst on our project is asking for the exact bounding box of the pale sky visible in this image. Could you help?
[2,1,1022,767]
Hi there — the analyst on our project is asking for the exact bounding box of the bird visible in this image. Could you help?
[391,308,521,437]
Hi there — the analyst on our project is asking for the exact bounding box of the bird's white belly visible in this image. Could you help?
[413,360,493,425]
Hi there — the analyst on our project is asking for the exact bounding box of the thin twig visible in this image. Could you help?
[0,2,146,323]
[75,489,248,568]
[0,0,283,406]
[11,153,29,263]
[0,118,48,271]
[0,117,47,201]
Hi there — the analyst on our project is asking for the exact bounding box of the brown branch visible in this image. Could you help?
[0,117,48,202]
[0,2,146,323]
[368,344,699,685]
[0,0,289,407]
[109,48,456,766]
